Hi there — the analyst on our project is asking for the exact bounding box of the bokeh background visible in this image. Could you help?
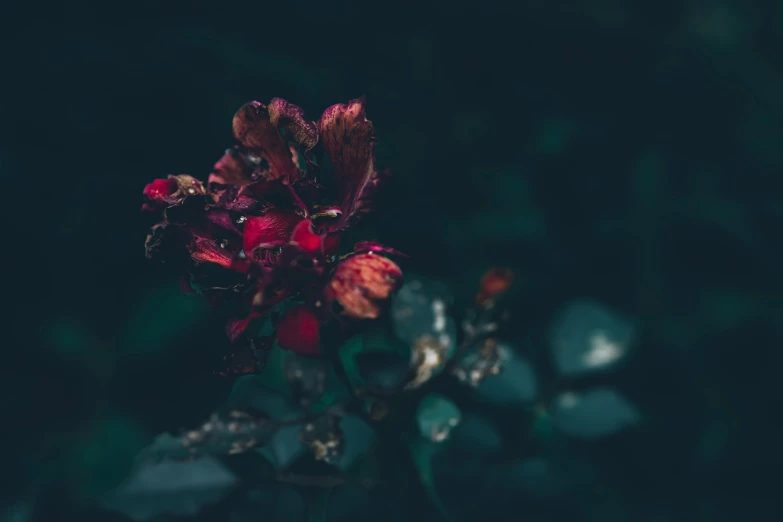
[2,1,781,520]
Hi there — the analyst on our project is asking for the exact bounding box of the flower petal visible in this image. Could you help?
[143,178,177,201]
[290,219,323,254]
[318,98,390,230]
[225,310,265,343]
[243,210,302,254]
[276,306,320,356]
[191,238,235,269]
[268,98,318,152]
[232,101,298,183]
[326,253,403,319]
[353,241,408,257]
[208,148,254,188]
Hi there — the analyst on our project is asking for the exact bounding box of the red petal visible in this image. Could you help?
[232,101,298,183]
[353,241,408,257]
[191,238,234,268]
[318,98,390,230]
[476,267,515,306]
[290,219,323,254]
[323,234,341,257]
[276,306,321,356]
[225,310,265,343]
[243,210,303,253]
[143,178,177,201]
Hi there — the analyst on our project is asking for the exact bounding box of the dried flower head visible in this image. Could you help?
[141,97,402,368]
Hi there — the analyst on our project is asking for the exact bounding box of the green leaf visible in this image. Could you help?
[408,436,452,522]
[416,394,461,443]
[101,453,237,521]
[337,334,368,391]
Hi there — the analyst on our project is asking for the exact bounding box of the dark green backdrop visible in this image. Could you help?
[2,1,781,521]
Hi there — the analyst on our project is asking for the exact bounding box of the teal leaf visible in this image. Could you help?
[551,388,640,439]
[550,300,634,376]
[391,277,457,355]
[449,414,503,453]
[101,454,236,521]
[228,377,306,469]
[474,344,538,406]
[336,415,375,471]
[409,437,451,521]
[416,394,461,443]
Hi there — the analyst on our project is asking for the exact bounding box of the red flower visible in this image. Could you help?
[141,97,402,374]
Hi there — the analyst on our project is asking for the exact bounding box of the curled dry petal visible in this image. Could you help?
[268,98,318,152]
[318,98,390,230]
[232,101,298,182]
[276,306,321,356]
[326,253,402,319]
[243,210,303,254]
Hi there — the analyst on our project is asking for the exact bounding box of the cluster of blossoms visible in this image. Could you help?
[142,98,403,372]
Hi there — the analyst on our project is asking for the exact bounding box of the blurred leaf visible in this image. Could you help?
[391,277,457,354]
[336,415,375,471]
[550,388,640,439]
[474,343,538,406]
[449,414,503,453]
[550,300,634,376]
[408,437,451,522]
[416,394,461,443]
[355,350,410,391]
[121,282,209,357]
[102,453,236,520]
[228,376,306,469]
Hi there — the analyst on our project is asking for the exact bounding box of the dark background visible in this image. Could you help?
[2,1,781,521]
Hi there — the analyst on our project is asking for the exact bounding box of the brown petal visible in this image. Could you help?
[318,98,390,230]
[268,98,318,152]
[326,253,403,319]
[209,148,254,187]
[232,101,298,183]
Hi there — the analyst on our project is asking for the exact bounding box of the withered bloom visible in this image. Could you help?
[141,97,402,367]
